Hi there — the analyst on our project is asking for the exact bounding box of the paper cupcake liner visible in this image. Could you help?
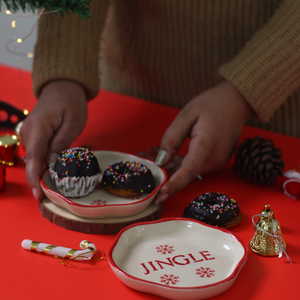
[49,163,101,197]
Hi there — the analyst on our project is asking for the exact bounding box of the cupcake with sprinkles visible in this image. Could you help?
[183,192,242,228]
[102,161,155,197]
[49,147,101,197]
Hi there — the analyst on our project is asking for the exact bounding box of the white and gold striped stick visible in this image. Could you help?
[21,239,102,264]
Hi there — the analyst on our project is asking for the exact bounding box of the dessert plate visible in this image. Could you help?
[108,218,248,300]
[40,151,167,218]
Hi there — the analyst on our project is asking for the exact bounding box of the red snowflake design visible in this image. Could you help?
[196,267,215,278]
[90,199,107,206]
[156,245,175,255]
[160,274,180,286]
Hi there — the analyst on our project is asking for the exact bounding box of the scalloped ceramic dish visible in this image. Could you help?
[108,218,248,300]
[40,151,167,218]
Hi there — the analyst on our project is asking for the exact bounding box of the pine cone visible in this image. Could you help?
[234,136,285,185]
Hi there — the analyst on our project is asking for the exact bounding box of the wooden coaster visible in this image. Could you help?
[39,198,163,235]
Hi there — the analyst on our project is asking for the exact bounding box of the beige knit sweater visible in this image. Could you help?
[32,0,300,137]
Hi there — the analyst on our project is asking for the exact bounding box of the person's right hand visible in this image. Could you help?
[20,80,88,200]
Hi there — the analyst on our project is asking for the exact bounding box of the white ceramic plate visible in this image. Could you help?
[40,151,167,218]
[108,218,248,300]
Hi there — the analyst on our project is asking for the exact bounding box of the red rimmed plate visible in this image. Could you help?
[108,218,248,300]
[40,151,167,218]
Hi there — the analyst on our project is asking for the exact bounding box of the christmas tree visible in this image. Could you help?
[0,0,91,20]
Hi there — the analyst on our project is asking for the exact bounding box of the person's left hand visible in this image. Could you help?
[139,81,254,204]
[137,146,183,178]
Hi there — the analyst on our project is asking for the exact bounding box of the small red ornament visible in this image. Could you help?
[0,164,6,192]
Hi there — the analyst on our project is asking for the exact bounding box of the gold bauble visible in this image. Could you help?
[250,204,286,256]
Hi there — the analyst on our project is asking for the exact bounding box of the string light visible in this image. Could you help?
[4,9,42,57]
[2,6,62,117]
[2,8,43,116]
[4,7,61,57]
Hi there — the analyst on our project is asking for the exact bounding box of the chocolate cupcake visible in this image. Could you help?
[183,192,242,228]
[49,147,101,197]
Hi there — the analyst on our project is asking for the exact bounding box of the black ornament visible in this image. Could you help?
[0,100,26,129]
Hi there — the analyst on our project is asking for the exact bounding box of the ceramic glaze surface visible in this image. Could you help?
[109,219,247,300]
[40,151,167,218]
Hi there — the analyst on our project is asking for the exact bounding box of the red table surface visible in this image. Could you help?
[0,64,299,299]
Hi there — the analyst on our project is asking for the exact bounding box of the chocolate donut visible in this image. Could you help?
[183,192,242,228]
[102,161,155,196]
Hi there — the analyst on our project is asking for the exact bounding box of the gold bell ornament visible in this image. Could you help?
[249,204,291,263]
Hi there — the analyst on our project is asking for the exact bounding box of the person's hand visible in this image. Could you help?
[20,80,88,200]
[137,146,183,178]
[153,81,253,203]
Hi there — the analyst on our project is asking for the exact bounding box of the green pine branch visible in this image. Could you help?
[0,0,92,20]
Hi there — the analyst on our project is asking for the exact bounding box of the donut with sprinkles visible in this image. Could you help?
[102,161,155,196]
[183,192,242,228]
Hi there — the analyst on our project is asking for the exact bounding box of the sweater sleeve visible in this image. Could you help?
[219,0,300,122]
[32,0,109,100]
